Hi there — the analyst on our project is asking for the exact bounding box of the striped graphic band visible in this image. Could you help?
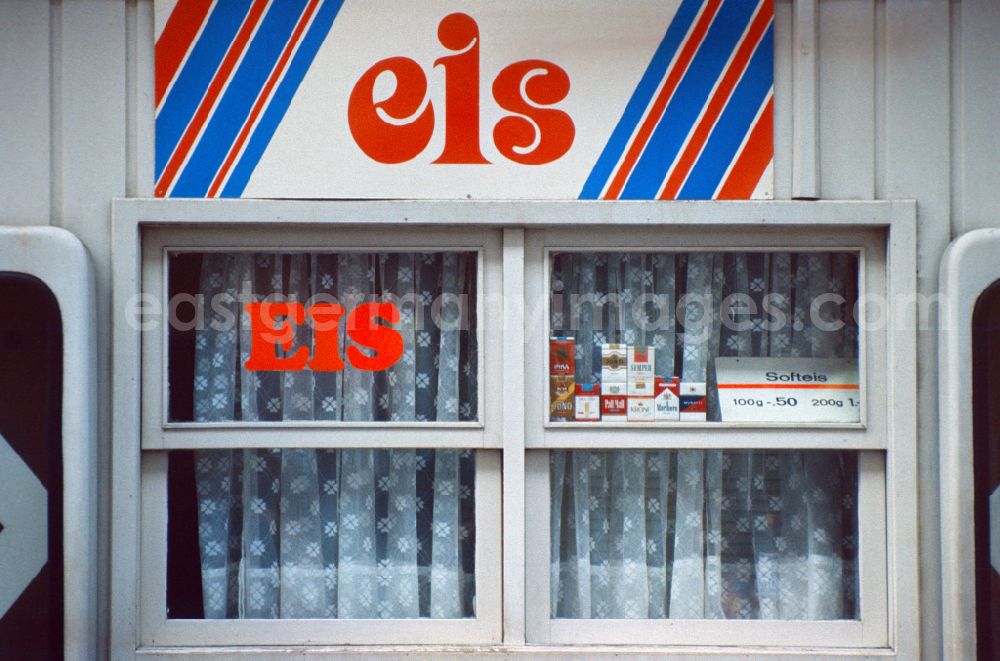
[580,0,773,201]
[222,0,343,197]
[155,0,247,179]
[208,0,321,197]
[155,0,213,107]
[155,0,269,197]
[658,1,771,199]
[154,0,342,198]
[577,0,702,200]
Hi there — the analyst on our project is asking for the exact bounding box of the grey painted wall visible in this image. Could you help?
[1,0,998,657]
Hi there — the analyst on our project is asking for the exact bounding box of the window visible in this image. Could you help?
[112,199,917,656]
[522,226,890,647]
[135,226,503,645]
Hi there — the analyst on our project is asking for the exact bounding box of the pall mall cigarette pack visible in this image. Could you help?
[550,375,576,421]
[679,382,707,421]
[627,346,655,397]
[600,393,628,422]
[575,383,601,421]
[654,376,681,421]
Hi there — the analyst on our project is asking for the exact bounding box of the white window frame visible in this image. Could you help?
[522,226,890,647]
[111,198,917,659]
[525,227,887,448]
[140,226,503,449]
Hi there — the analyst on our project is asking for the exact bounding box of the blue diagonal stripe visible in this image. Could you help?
[679,23,773,199]
[221,0,344,198]
[578,0,702,200]
[155,0,247,180]
[619,0,759,200]
[171,0,307,198]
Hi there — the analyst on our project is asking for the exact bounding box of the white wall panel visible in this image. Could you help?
[0,1,50,225]
[53,2,128,658]
[957,0,1000,234]
[818,0,875,199]
[884,2,953,659]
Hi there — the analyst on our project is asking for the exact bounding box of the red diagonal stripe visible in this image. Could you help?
[716,94,773,199]
[155,0,214,107]
[603,0,722,200]
[208,0,320,198]
[155,0,268,198]
[659,0,771,200]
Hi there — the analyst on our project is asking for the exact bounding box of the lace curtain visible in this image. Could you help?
[549,252,859,619]
[189,252,477,619]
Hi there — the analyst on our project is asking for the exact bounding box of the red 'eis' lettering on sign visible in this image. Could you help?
[348,13,575,165]
[244,301,404,372]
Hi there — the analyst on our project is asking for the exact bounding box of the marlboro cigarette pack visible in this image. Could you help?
[679,382,707,422]
[549,337,575,376]
[601,343,627,385]
[627,396,655,422]
[654,377,681,421]
[575,383,601,421]
[601,393,627,422]
[550,375,576,421]
[627,346,655,397]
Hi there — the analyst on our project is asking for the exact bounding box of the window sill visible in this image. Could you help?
[136,643,899,659]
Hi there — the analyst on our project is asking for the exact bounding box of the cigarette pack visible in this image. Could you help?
[602,381,627,397]
[679,382,707,421]
[601,343,627,384]
[575,383,601,421]
[600,394,627,421]
[627,396,655,422]
[550,375,576,421]
[654,376,681,421]
[549,337,575,375]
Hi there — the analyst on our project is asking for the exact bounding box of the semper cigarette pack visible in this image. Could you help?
[575,383,601,421]
[550,375,576,421]
[679,382,707,421]
[627,346,655,397]
[654,376,681,421]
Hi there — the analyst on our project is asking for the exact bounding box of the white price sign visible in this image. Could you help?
[715,357,860,423]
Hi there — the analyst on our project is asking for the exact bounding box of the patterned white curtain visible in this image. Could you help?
[190,252,477,619]
[549,252,859,619]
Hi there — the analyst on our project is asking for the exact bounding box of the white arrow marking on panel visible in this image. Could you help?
[991,483,1000,577]
[0,432,48,619]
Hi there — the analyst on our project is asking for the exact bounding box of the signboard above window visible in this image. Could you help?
[153,0,775,200]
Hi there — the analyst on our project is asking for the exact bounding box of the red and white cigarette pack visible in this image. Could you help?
[600,394,627,421]
[575,383,601,421]
[549,336,575,375]
[627,345,655,396]
[654,376,681,421]
[679,382,707,421]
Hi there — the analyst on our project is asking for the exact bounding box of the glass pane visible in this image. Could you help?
[166,251,478,423]
[167,448,476,619]
[548,251,860,423]
[550,450,859,620]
